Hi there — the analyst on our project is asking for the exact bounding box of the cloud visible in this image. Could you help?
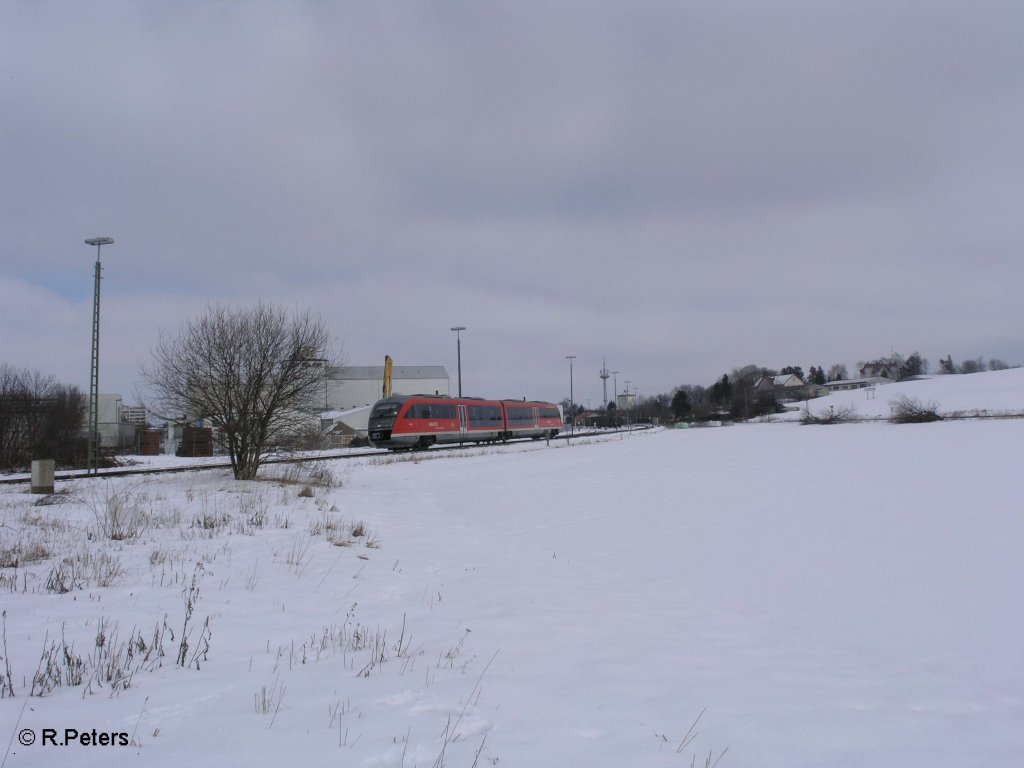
[2,1,1022,406]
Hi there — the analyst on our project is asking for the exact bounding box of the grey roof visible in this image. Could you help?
[754,374,804,388]
[824,376,894,388]
[328,365,449,381]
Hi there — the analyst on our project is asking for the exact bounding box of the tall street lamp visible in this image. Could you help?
[450,326,466,397]
[566,355,576,435]
[85,236,114,475]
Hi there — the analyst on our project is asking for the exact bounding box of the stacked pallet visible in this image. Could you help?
[178,426,213,457]
[140,429,162,456]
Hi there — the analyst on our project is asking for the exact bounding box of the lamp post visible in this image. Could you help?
[450,326,466,397]
[85,236,113,475]
[624,380,631,426]
[566,355,576,435]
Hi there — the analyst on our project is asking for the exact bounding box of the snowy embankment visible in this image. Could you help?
[780,366,1024,421]
[1,405,1022,766]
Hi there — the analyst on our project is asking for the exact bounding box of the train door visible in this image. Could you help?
[458,404,468,441]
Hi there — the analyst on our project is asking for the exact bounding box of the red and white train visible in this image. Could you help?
[367,394,562,450]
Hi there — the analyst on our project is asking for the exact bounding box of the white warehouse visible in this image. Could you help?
[330,365,449,409]
[305,364,450,412]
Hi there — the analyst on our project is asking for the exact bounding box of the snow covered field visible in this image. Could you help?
[781,366,1024,421]
[1,373,1022,767]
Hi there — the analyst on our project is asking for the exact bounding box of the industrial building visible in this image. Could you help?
[324,365,449,410]
[96,394,143,453]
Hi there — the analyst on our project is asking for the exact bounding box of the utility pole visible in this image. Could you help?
[566,355,576,435]
[450,326,466,397]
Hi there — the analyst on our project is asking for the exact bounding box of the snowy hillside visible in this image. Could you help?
[783,366,1024,421]
[1,395,1022,766]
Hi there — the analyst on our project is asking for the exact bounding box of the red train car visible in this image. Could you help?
[501,400,563,441]
[368,395,561,450]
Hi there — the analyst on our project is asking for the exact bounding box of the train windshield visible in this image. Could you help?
[370,402,402,420]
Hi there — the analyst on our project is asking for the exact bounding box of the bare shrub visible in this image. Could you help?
[273,463,305,486]
[1,611,14,698]
[30,637,63,696]
[304,461,338,488]
[191,494,231,534]
[149,548,169,566]
[309,511,345,538]
[312,515,378,549]
[254,674,286,720]
[270,461,338,488]
[45,551,127,593]
[282,535,315,575]
[801,404,858,425]
[237,490,268,529]
[890,395,943,423]
[88,483,149,541]
[30,616,174,697]
[0,536,51,568]
[0,572,19,593]
[177,563,211,670]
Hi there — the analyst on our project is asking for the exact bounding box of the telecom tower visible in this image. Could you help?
[600,358,610,410]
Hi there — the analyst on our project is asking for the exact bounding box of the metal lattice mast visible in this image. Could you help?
[85,237,113,474]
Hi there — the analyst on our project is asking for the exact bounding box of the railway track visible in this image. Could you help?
[0,425,653,486]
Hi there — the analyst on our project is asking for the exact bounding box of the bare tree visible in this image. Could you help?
[141,304,334,480]
[0,364,85,470]
[958,357,985,374]
[827,363,849,382]
[898,352,929,379]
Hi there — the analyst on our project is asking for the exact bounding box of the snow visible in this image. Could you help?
[1,370,1022,767]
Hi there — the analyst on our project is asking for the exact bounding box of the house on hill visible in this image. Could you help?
[859,361,900,380]
[754,373,806,402]
[824,376,895,392]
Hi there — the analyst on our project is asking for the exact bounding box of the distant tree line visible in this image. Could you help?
[856,351,1016,378]
[936,355,1014,375]
[0,364,86,470]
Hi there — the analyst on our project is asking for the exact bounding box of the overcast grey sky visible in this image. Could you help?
[3,1,1022,408]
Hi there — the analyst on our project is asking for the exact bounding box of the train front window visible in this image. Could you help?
[371,403,401,420]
